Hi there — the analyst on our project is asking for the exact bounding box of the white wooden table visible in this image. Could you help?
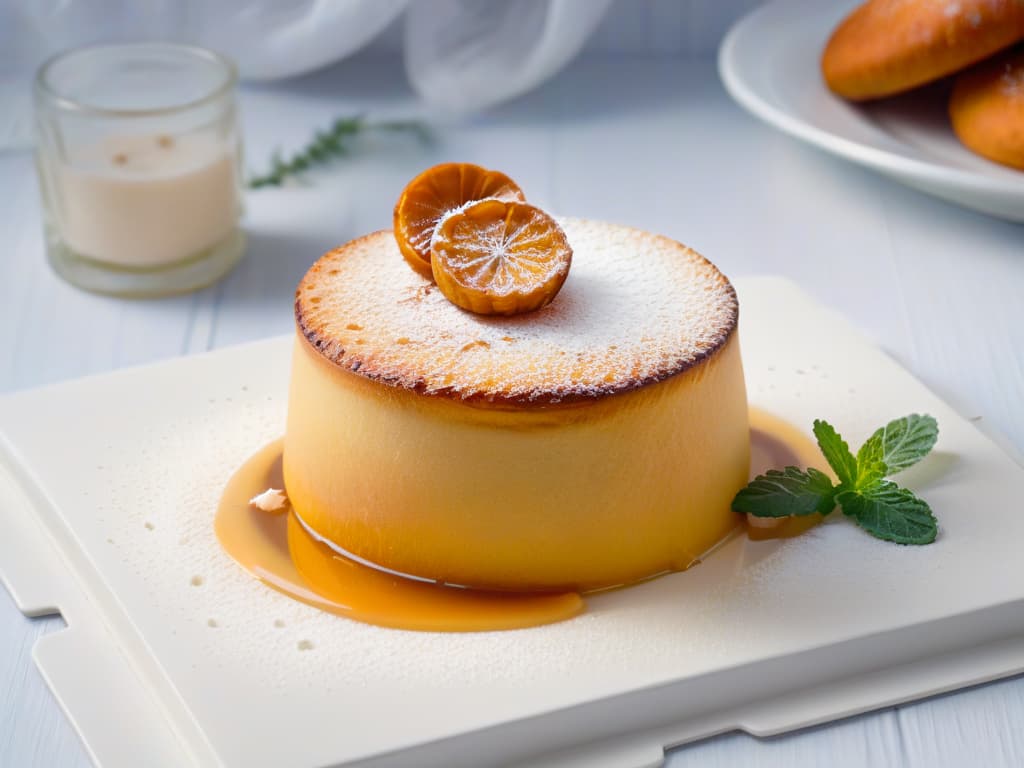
[1,52,1022,768]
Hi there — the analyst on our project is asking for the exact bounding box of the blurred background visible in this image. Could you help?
[1,0,762,148]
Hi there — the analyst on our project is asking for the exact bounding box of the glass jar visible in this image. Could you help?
[34,43,245,297]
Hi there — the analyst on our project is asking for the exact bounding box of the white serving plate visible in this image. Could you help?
[719,0,1024,222]
[1,277,1023,768]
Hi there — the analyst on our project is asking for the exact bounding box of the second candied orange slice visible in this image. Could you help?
[393,162,525,277]
[430,199,572,316]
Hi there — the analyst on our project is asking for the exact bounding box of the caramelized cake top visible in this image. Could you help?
[295,218,738,405]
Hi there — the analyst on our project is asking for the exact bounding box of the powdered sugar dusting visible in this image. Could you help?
[431,200,571,297]
[1000,55,1024,99]
[296,219,737,403]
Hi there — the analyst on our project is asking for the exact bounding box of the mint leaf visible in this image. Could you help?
[856,414,938,476]
[732,467,836,518]
[855,458,888,490]
[838,481,938,545]
[813,419,858,487]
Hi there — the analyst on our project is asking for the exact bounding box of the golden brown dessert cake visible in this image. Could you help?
[822,0,1024,101]
[950,46,1024,169]
[283,219,749,593]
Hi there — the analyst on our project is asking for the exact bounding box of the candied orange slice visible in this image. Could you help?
[394,162,525,277]
[430,199,572,316]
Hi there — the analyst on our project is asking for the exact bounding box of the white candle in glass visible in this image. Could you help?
[60,133,237,267]
[34,43,244,298]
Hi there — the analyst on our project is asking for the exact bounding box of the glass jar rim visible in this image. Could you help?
[35,42,237,117]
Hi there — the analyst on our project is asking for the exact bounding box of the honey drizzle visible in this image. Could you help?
[746,409,829,540]
[215,408,824,632]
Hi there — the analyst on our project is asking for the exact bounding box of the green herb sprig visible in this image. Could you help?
[733,414,940,544]
[248,116,430,189]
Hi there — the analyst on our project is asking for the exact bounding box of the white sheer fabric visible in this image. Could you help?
[185,1,410,81]
[0,0,612,146]
[405,0,613,112]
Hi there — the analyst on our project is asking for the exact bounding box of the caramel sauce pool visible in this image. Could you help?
[215,408,824,632]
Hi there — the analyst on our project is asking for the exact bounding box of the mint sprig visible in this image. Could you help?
[248,115,430,189]
[733,414,939,545]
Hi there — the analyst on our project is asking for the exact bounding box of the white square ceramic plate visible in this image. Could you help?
[1,277,1023,768]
